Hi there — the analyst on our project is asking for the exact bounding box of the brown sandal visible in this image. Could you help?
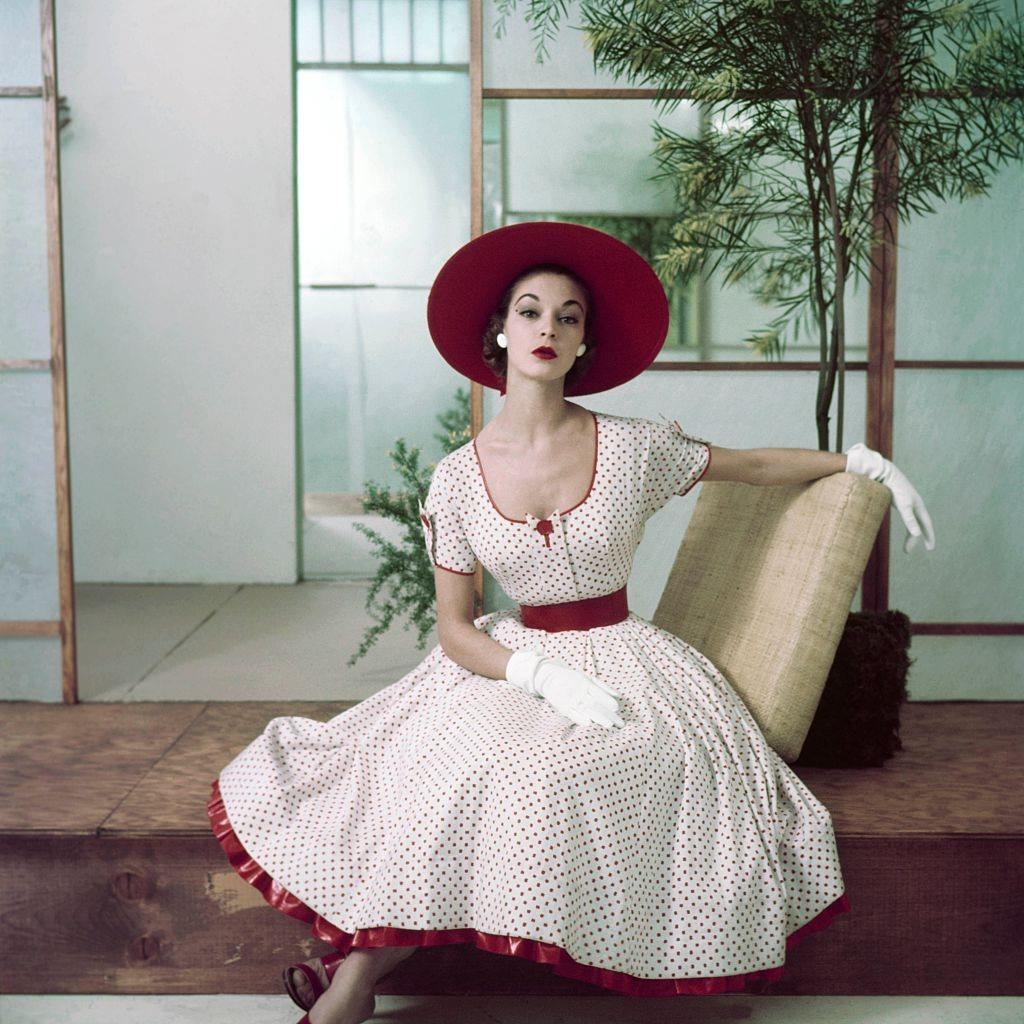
[282,951,345,1011]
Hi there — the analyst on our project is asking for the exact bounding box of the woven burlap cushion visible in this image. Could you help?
[651,471,891,763]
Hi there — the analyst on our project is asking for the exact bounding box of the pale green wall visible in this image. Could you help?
[58,0,297,586]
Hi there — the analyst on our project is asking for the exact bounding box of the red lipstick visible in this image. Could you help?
[532,346,557,360]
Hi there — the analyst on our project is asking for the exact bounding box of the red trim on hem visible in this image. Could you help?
[206,777,850,997]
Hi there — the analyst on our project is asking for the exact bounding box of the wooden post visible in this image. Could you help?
[863,2,899,614]
[41,0,79,701]
[470,0,485,620]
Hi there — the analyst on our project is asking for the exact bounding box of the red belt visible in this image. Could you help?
[519,585,629,632]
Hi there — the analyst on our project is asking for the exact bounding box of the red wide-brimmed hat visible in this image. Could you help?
[426,221,670,397]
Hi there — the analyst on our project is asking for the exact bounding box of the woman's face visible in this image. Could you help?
[502,271,588,387]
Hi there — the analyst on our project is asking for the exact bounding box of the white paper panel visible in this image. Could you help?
[440,0,468,63]
[897,160,1024,359]
[297,68,469,285]
[412,0,442,63]
[900,634,1024,701]
[0,370,59,619]
[483,0,623,89]
[301,285,470,494]
[0,635,63,701]
[0,97,50,362]
[890,369,1022,621]
[0,0,41,87]
[295,0,324,62]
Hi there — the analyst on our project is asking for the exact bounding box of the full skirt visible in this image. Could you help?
[208,609,850,996]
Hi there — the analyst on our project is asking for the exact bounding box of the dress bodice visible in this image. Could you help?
[418,411,712,607]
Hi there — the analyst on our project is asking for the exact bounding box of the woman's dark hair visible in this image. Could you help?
[481,262,597,392]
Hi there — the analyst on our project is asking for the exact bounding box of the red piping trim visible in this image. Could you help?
[207,776,850,997]
[433,562,475,576]
[473,410,599,524]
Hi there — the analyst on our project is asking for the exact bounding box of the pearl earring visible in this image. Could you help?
[576,343,586,357]
[497,332,508,348]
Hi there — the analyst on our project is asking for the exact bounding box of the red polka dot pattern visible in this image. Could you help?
[211,411,850,993]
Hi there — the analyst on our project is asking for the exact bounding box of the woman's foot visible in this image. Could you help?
[307,945,416,1024]
[285,957,334,1010]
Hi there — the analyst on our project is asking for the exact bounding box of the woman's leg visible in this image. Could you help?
[308,944,417,1024]
[343,942,418,985]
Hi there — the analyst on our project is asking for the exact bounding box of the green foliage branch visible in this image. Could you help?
[493,0,1024,450]
[347,388,472,666]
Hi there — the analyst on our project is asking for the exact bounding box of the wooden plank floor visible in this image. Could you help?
[1,701,1022,996]
[2,701,1021,838]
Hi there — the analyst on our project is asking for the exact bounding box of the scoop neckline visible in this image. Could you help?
[471,409,600,524]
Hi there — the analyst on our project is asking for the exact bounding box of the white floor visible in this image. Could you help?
[74,581,440,701]
[3,995,1024,1023]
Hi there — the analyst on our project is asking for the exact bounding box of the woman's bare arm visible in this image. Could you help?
[704,445,846,485]
[433,566,514,680]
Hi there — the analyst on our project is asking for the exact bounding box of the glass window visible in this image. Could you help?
[483,97,871,360]
[298,0,469,66]
[297,66,471,577]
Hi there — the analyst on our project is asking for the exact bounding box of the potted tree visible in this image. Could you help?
[495,0,1023,445]
[491,0,1024,764]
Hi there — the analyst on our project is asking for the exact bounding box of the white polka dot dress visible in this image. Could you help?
[207,410,850,996]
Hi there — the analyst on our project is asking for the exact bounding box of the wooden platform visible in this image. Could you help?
[1,700,1021,996]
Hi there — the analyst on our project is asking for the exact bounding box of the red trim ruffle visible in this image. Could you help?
[207,776,850,997]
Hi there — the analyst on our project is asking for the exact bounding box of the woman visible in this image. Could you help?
[207,222,935,1024]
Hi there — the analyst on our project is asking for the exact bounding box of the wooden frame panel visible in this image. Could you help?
[0,0,78,701]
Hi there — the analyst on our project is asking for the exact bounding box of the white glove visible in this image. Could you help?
[505,648,624,730]
[845,442,936,554]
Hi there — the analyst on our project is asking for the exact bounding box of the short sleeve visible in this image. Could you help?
[418,457,478,576]
[640,413,712,519]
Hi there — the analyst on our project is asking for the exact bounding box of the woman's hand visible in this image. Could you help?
[505,648,624,729]
[845,443,936,553]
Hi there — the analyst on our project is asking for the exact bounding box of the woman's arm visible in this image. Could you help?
[434,569,623,726]
[703,444,846,486]
[434,566,514,679]
[705,442,935,552]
